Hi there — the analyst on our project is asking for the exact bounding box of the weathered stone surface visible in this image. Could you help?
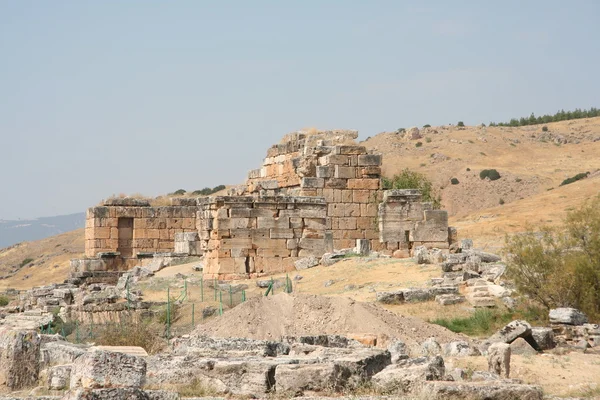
[414,246,429,264]
[371,356,444,394]
[509,337,538,356]
[0,328,41,390]
[460,239,473,250]
[421,337,442,356]
[419,381,543,400]
[44,364,72,390]
[488,320,532,345]
[274,363,345,395]
[530,327,554,350]
[173,336,290,357]
[294,256,319,270]
[355,239,370,256]
[40,340,89,369]
[70,351,146,389]
[387,339,408,363]
[436,294,465,306]
[443,341,478,357]
[487,343,511,378]
[549,308,588,325]
[62,388,180,400]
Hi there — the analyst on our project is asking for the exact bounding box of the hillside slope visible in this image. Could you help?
[0,228,83,290]
[363,117,600,217]
[0,212,85,249]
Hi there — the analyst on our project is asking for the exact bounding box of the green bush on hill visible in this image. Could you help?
[382,169,441,209]
[479,169,501,181]
[560,172,590,186]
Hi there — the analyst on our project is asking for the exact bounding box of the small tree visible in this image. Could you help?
[450,178,459,185]
[505,195,600,321]
[382,169,441,209]
[457,121,465,127]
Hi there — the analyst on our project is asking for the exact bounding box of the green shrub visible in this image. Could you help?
[397,128,406,134]
[560,172,590,186]
[450,178,459,185]
[515,178,522,182]
[466,167,471,171]
[0,296,9,307]
[423,124,431,128]
[479,169,501,181]
[425,137,432,143]
[505,195,600,322]
[19,258,33,268]
[457,121,465,127]
[415,142,423,147]
[499,198,505,205]
[542,125,548,132]
[172,189,186,195]
[382,169,441,209]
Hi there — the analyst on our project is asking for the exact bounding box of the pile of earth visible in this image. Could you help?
[193,293,466,350]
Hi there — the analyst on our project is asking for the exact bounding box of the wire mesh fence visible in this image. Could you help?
[43,273,295,345]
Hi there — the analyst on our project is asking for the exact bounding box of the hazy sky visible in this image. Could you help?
[1,1,599,220]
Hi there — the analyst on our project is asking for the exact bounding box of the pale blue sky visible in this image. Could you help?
[1,1,598,219]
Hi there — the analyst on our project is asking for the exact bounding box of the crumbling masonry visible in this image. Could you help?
[77,130,456,279]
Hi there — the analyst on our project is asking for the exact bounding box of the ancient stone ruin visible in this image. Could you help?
[77,129,456,279]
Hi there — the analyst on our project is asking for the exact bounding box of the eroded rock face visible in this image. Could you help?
[420,381,543,400]
[531,327,555,350]
[549,308,588,325]
[0,328,41,390]
[70,350,146,389]
[487,343,511,378]
[62,388,179,400]
[372,356,445,394]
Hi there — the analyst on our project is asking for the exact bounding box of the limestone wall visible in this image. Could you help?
[246,130,384,251]
[378,189,450,256]
[84,198,197,258]
[197,196,328,279]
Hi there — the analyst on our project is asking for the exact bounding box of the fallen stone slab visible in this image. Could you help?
[443,341,479,357]
[40,340,89,369]
[89,346,148,358]
[173,335,290,357]
[419,381,543,400]
[62,388,180,400]
[0,328,41,390]
[510,338,538,356]
[549,308,588,325]
[531,327,555,350]
[371,356,445,394]
[274,363,347,395]
[70,350,146,389]
[436,294,465,306]
[294,256,320,270]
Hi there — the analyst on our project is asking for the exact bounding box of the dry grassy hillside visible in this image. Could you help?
[0,229,83,290]
[362,117,600,250]
[363,117,600,217]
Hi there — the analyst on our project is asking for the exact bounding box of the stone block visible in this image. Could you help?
[301,177,325,188]
[338,145,366,155]
[316,165,332,178]
[0,329,41,390]
[257,217,290,229]
[334,165,355,179]
[270,229,295,239]
[549,308,588,325]
[357,154,382,166]
[319,154,349,165]
[347,178,380,190]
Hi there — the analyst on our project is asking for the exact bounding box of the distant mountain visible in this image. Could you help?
[0,213,85,249]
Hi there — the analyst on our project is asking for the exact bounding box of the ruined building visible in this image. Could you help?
[77,130,455,279]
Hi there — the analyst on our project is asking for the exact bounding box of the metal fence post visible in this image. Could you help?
[219,291,223,315]
[200,277,204,302]
[166,287,171,340]
[192,303,195,328]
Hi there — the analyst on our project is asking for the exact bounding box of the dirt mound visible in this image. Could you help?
[193,293,465,349]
